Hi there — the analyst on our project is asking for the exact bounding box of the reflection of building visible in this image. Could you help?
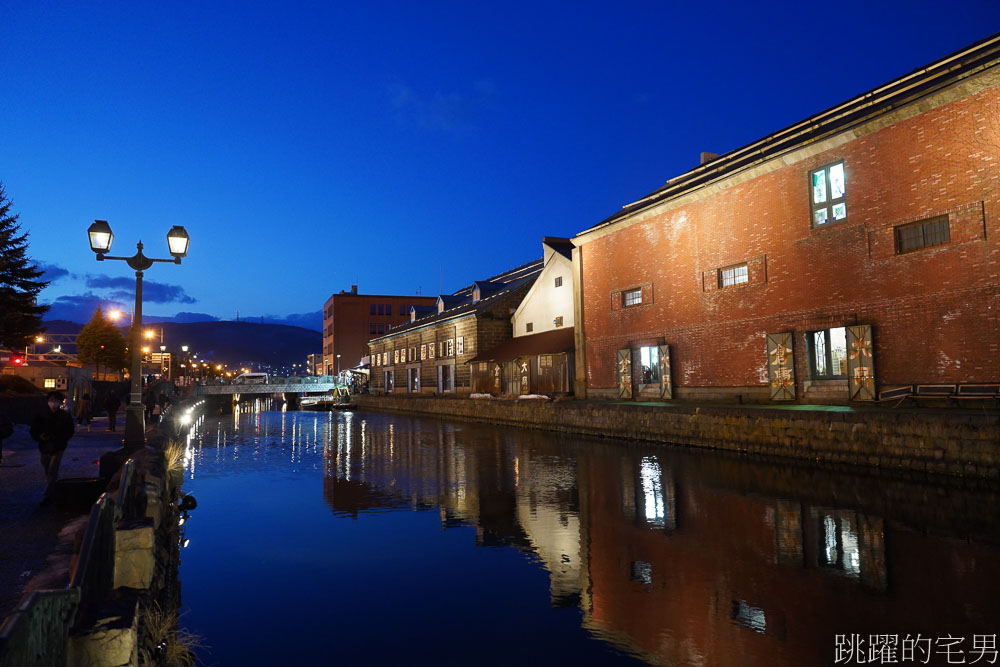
[322,285,435,376]
[572,36,1000,403]
[578,449,999,666]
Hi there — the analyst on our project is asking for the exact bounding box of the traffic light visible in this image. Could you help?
[12,356,25,366]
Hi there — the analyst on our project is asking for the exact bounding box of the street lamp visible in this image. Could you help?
[87,219,190,449]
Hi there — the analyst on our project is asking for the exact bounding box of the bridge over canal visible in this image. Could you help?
[192,377,350,396]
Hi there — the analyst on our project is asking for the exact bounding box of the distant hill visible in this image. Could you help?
[40,319,321,368]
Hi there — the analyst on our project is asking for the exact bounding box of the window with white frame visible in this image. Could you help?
[457,337,464,354]
[623,288,642,307]
[810,162,847,227]
[719,263,749,288]
[808,327,848,378]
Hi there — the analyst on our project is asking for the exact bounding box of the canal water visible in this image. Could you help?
[178,406,1000,666]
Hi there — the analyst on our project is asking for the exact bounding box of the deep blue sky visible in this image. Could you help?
[2,2,996,329]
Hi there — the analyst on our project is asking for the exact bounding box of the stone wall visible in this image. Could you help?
[355,395,999,479]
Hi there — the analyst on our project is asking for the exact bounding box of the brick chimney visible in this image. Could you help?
[350,284,357,295]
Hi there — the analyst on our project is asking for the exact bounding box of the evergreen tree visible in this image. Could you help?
[0,182,49,348]
[77,307,128,377]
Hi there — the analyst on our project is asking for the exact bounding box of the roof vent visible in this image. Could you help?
[700,152,719,165]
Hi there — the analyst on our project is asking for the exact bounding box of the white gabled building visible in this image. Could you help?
[511,237,574,337]
[469,237,577,396]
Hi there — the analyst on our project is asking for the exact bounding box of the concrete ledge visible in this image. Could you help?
[355,395,1000,479]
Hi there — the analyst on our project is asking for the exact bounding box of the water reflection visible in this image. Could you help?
[182,409,1000,666]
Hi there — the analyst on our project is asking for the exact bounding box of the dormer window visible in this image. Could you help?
[437,296,445,314]
[472,286,481,303]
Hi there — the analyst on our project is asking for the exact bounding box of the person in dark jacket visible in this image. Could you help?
[30,391,75,502]
[105,391,121,432]
[0,410,13,464]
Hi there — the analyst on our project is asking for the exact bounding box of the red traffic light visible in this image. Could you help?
[12,356,25,366]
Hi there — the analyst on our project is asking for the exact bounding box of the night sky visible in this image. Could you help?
[2,2,996,330]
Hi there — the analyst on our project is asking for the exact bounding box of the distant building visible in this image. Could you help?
[572,34,1000,404]
[322,285,436,375]
[2,363,92,406]
[368,259,544,394]
[307,353,324,376]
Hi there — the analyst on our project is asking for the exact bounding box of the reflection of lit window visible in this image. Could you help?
[630,560,652,585]
[640,456,665,526]
[818,513,861,576]
[732,600,766,634]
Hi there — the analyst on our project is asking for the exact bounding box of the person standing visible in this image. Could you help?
[29,391,75,502]
[105,390,121,432]
[0,410,13,465]
[75,392,92,430]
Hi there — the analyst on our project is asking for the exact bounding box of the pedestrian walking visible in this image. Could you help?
[105,390,121,432]
[29,391,75,502]
[75,392,92,430]
[144,390,157,421]
[0,410,13,465]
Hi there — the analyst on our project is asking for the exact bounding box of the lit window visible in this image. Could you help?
[457,337,464,354]
[554,276,563,288]
[639,346,660,385]
[623,288,642,307]
[808,327,847,378]
[810,162,847,227]
[394,350,399,364]
[895,216,950,254]
[719,263,749,288]
[428,343,435,359]
[43,378,56,388]
[446,339,454,356]
[526,322,533,333]
[421,344,427,360]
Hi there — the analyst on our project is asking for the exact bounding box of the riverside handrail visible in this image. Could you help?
[0,457,142,666]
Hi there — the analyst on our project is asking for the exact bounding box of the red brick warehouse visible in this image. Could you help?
[571,34,1000,404]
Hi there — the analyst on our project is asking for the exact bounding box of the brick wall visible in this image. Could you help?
[577,77,1000,401]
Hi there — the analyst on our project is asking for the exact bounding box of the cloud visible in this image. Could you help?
[36,262,71,282]
[43,293,128,323]
[86,274,196,304]
[389,79,499,132]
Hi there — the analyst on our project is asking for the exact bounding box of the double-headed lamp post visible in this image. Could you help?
[87,219,190,449]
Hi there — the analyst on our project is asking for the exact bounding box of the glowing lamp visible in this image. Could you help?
[166,225,190,259]
[88,219,114,253]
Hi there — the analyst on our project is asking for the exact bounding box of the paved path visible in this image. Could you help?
[0,417,125,620]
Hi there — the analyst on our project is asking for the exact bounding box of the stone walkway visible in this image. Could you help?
[0,418,125,620]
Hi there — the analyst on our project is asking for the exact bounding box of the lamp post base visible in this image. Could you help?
[123,404,146,450]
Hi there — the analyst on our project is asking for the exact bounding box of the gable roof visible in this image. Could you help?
[577,32,1000,238]
[372,257,544,340]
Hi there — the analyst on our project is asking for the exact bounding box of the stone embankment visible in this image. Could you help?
[356,395,1000,480]
[0,401,202,667]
